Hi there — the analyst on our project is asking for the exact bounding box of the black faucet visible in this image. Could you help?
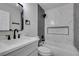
[13,29,19,39]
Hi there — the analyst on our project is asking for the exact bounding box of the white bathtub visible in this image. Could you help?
[43,42,79,56]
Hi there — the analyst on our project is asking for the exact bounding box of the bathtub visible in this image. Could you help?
[42,42,79,56]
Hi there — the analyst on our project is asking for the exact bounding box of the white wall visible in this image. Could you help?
[45,4,74,46]
[22,3,38,37]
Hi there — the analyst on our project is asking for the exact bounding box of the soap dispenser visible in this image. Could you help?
[18,34,20,38]
[6,35,11,40]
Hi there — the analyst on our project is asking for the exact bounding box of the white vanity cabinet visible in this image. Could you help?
[4,41,38,56]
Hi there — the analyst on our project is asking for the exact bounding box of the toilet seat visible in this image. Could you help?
[38,46,52,56]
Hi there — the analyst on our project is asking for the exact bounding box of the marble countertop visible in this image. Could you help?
[0,36,39,56]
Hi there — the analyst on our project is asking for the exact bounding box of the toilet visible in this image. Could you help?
[38,41,79,56]
[38,46,52,56]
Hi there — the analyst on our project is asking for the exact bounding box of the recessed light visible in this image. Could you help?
[50,21,55,25]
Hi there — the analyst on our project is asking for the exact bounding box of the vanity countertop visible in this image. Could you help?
[0,36,39,56]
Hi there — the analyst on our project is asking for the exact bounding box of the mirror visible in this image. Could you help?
[0,3,24,31]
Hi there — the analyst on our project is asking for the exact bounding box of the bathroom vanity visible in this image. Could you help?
[0,36,39,56]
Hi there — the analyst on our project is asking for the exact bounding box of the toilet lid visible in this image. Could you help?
[38,46,51,53]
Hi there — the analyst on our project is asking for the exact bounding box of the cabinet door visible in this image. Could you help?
[5,41,38,56]
[28,49,38,56]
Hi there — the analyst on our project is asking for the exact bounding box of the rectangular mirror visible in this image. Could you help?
[0,3,24,31]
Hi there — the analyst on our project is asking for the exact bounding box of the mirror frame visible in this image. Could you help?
[18,3,24,31]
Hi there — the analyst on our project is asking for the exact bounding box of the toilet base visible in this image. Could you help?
[38,46,52,56]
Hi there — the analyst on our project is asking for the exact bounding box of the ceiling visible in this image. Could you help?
[39,3,68,11]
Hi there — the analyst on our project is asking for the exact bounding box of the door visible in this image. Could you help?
[38,4,45,46]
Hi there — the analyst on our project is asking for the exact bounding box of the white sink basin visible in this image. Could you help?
[0,36,34,45]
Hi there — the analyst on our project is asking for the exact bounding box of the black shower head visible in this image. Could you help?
[43,14,46,18]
